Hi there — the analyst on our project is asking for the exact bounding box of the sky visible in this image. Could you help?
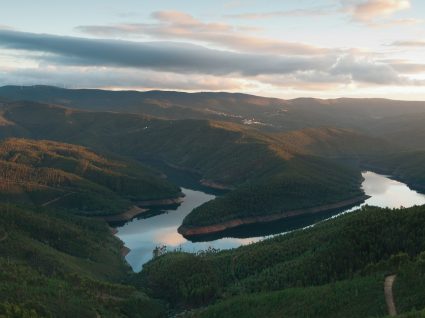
[0,0,425,100]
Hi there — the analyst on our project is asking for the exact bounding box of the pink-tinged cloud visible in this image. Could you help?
[0,29,422,89]
[225,7,331,20]
[342,0,411,22]
[0,65,247,91]
[152,11,200,26]
[389,40,425,47]
[76,11,330,56]
[383,60,425,74]
[0,25,14,30]
[392,64,425,74]
[366,17,423,28]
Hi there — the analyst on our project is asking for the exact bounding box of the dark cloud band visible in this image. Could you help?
[0,29,330,76]
[0,29,416,86]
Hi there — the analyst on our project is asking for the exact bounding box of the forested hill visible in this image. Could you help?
[2,198,425,316]
[0,101,397,232]
[0,101,392,183]
[0,138,181,216]
[0,88,425,317]
[0,204,166,317]
[139,204,425,317]
[2,86,425,150]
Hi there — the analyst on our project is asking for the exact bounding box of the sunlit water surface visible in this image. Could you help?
[116,171,425,271]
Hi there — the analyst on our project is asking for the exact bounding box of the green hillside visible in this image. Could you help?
[3,202,425,317]
[2,202,425,317]
[0,91,425,317]
[1,102,288,186]
[0,204,166,318]
[138,205,425,317]
[180,155,363,229]
[189,276,388,318]
[0,138,180,216]
[0,101,391,231]
[0,100,423,235]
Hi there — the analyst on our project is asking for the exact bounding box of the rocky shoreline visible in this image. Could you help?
[178,195,369,237]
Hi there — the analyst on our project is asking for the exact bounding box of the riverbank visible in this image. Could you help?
[137,196,184,207]
[109,227,131,257]
[101,205,149,223]
[178,195,369,237]
[101,194,186,223]
[200,179,234,191]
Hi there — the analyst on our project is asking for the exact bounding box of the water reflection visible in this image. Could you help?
[116,171,425,272]
[116,188,261,271]
[361,171,425,208]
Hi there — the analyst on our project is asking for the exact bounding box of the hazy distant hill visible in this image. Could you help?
[2,86,425,150]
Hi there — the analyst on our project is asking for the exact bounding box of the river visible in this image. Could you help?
[116,171,425,272]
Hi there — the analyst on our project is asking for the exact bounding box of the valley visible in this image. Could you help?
[3,1,425,316]
[117,171,425,272]
[1,86,425,317]
[0,96,398,232]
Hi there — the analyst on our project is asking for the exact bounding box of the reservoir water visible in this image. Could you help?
[116,171,425,272]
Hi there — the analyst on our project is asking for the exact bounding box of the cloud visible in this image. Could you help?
[388,40,425,47]
[369,18,423,27]
[76,11,330,56]
[363,17,423,28]
[329,54,403,84]
[0,29,421,91]
[255,72,352,91]
[0,29,334,76]
[224,1,418,28]
[339,0,413,26]
[151,11,200,26]
[224,7,332,20]
[223,1,416,28]
[0,65,246,91]
[341,0,410,22]
[257,55,413,89]
[0,24,14,30]
[387,61,425,74]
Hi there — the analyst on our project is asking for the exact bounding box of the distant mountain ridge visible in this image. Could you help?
[2,85,425,150]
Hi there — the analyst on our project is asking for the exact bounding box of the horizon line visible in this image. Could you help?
[1,84,425,103]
